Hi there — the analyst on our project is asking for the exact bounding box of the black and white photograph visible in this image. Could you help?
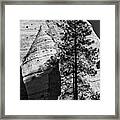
[3,2,117,117]
[20,20,100,100]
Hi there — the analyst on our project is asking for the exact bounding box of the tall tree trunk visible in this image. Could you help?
[73,31,78,100]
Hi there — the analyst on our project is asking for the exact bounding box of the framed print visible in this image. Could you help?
[0,0,119,119]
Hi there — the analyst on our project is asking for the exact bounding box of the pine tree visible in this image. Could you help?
[57,20,100,100]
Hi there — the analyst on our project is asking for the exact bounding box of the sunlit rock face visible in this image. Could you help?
[20,20,62,99]
[20,20,100,100]
[21,30,57,82]
[20,20,63,83]
[20,20,46,64]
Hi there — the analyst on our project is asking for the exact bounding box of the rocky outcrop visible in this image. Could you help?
[20,20,62,99]
[20,20,100,100]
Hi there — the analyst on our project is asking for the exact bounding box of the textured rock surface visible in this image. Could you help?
[20,20,63,82]
[20,20,100,100]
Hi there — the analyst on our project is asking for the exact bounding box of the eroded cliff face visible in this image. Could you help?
[20,20,100,100]
[20,20,63,82]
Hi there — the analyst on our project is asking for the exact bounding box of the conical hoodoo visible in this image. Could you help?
[21,25,61,100]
